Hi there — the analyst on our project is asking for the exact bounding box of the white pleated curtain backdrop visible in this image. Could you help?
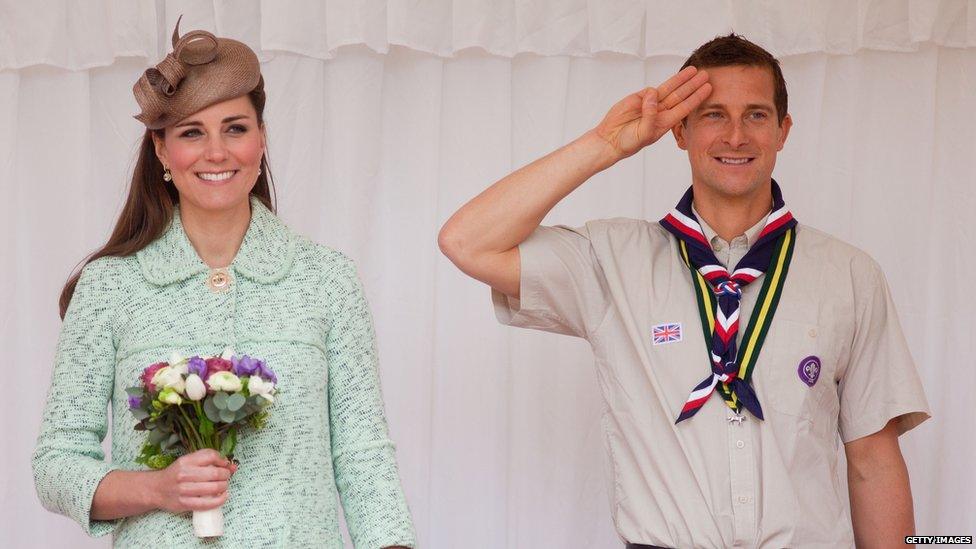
[1,1,974,547]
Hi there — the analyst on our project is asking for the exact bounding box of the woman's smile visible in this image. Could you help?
[195,170,239,185]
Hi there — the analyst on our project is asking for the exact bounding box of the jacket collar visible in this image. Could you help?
[137,196,296,286]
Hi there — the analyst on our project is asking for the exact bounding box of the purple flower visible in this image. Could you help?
[257,362,277,384]
[187,356,207,378]
[128,395,142,409]
[232,355,277,383]
[232,355,261,377]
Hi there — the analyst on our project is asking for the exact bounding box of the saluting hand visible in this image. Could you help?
[594,65,712,160]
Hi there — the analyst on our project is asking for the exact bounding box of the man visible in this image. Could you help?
[438,34,931,548]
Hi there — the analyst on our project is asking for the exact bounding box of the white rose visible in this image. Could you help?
[207,371,242,393]
[167,352,189,375]
[248,376,275,403]
[185,374,207,401]
[220,347,235,360]
[152,366,186,394]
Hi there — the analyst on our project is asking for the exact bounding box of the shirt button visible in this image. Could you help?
[738,496,749,504]
[736,440,745,449]
[711,241,723,252]
[808,328,817,338]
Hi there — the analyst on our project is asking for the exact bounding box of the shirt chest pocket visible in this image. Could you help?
[753,318,836,423]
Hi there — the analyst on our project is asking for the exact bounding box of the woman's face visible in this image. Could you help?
[153,95,266,213]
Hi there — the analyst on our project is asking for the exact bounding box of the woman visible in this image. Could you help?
[31,21,416,548]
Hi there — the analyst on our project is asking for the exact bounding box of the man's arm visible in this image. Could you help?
[845,417,916,548]
[437,66,711,298]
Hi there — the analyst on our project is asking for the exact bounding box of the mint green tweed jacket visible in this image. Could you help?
[32,197,416,548]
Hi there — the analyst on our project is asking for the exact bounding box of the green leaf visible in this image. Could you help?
[219,428,237,457]
[125,387,145,397]
[204,399,221,423]
[226,393,245,412]
[134,441,177,470]
[248,411,268,430]
[213,391,228,409]
[146,453,176,470]
[131,408,150,421]
[134,442,159,467]
[160,432,180,451]
[148,428,168,445]
[219,409,236,424]
[199,415,214,437]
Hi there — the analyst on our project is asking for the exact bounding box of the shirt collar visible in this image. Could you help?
[692,203,769,249]
[137,195,296,286]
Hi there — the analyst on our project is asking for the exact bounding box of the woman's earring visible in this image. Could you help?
[257,168,262,175]
[163,168,173,182]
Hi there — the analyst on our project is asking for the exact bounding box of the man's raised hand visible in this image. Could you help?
[594,66,712,161]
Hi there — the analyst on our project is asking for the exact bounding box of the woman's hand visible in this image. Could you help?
[593,65,712,160]
[152,449,238,513]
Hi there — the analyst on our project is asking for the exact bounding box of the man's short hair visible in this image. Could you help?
[681,33,788,125]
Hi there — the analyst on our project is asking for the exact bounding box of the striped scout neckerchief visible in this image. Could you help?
[659,181,798,424]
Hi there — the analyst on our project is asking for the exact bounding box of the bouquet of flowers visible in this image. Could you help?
[125,348,277,537]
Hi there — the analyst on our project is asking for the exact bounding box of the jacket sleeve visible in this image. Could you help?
[324,254,416,549]
[32,259,122,537]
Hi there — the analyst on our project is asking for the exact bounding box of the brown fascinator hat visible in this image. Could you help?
[133,16,263,129]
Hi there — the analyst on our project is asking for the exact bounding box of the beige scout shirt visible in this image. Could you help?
[492,210,931,548]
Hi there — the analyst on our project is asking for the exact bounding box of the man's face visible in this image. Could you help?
[672,64,791,202]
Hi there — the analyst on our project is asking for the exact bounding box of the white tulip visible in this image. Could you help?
[207,371,242,393]
[248,376,275,403]
[185,374,207,401]
[152,366,186,394]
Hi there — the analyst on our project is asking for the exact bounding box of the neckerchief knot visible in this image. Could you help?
[714,280,742,298]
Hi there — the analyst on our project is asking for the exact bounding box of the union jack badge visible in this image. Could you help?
[652,322,682,345]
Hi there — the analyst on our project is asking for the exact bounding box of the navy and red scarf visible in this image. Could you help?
[659,181,797,423]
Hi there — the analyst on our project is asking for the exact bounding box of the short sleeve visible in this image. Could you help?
[32,259,122,536]
[491,224,610,338]
[838,256,931,443]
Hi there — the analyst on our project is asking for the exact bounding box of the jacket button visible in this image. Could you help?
[206,268,232,292]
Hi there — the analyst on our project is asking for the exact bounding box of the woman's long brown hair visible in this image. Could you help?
[58,89,276,319]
